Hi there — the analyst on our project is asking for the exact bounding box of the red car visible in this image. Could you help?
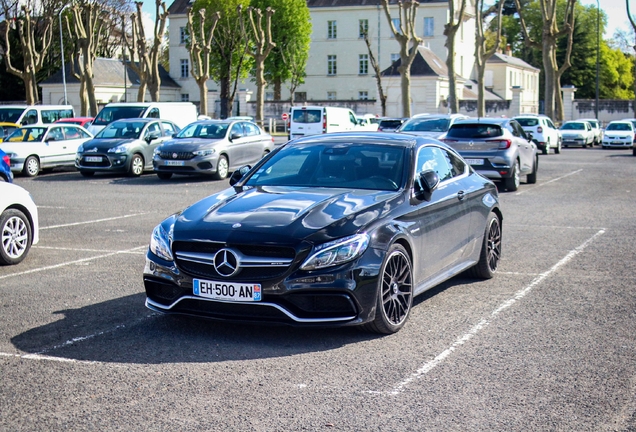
[55,117,94,128]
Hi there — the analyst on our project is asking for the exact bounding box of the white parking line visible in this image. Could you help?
[40,213,150,230]
[377,228,605,396]
[33,245,146,254]
[515,169,583,196]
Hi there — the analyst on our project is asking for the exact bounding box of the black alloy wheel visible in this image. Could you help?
[470,212,502,279]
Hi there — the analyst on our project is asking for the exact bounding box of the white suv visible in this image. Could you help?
[513,114,561,155]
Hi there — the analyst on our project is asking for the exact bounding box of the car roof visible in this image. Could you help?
[451,117,511,126]
[288,131,434,148]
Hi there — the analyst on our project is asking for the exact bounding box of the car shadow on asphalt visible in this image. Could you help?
[28,170,225,186]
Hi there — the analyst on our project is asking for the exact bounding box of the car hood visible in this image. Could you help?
[172,186,400,245]
[160,138,222,151]
[81,138,138,151]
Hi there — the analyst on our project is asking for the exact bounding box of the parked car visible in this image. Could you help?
[0,149,13,182]
[560,120,594,148]
[0,124,93,177]
[513,114,561,154]
[56,117,94,128]
[76,118,179,177]
[621,118,636,131]
[355,115,380,131]
[143,132,502,334]
[578,118,603,145]
[377,118,408,132]
[396,114,470,139]
[153,119,275,180]
[0,182,38,265]
[439,117,538,191]
[88,102,197,135]
[288,106,360,140]
[0,104,74,126]
[0,122,20,142]
[601,121,635,151]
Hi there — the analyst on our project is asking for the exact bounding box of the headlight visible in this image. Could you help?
[108,144,130,153]
[149,220,174,261]
[77,144,84,152]
[300,234,369,271]
[153,147,162,156]
[193,148,215,157]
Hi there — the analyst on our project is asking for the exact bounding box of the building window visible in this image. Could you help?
[327,55,337,76]
[180,93,189,102]
[359,54,369,75]
[180,59,189,78]
[328,20,337,39]
[358,91,369,100]
[359,19,368,38]
[180,27,188,44]
[327,91,336,100]
[391,53,400,64]
[265,92,274,101]
[295,92,307,102]
[392,18,402,35]
[423,17,434,37]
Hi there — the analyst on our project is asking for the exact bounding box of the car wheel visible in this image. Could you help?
[157,172,173,180]
[22,156,40,177]
[555,141,561,154]
[213,155,229,180]
[363,244,413,334]
[469,212,502,279]
[0,209,32,265]
[526,155,538,184]
[542,144,548,155]
[80,170,94,177]
[128,154,144,177]
[504,160,520,192]
[633,148,636,156]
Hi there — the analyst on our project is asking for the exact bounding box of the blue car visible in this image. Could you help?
[0,149,13,182]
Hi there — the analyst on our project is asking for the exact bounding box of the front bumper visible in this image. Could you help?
[153,154,221,176]
[601,139,633,148]
[76,153,130,172]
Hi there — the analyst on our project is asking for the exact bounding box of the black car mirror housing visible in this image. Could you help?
[414,170,440,201]
[229,164,252,186]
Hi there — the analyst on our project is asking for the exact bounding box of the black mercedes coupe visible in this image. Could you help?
[143,133,502,334]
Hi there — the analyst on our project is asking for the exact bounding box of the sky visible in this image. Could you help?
[574,0,630,39]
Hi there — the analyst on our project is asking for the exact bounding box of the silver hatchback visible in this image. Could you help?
[439,118,538,192]
[153,120,275,180]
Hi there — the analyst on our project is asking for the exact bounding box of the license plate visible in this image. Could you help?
[193,279,261,302]
[164,160,185,166]
[612,142,624,145]
[464,158,484,166]
[85,156,102,162]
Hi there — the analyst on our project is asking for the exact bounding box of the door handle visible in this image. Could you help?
[457,191,465,201]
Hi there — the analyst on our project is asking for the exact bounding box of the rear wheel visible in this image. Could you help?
[526,156,538,184]
[22,156,40,177]
[504,160,520,192]
[0,209,32,265]
[469,212,502,279]
[128,154,144,177]
[555,140,561,154]
[212,155,229,180]
[363,244,413,334]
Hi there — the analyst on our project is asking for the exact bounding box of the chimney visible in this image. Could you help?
[505,44,512,57]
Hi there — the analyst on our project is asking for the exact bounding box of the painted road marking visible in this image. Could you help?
[515,169,583,196]
[40,213,150,230]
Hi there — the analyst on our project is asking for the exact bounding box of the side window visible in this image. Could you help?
[508,122,521,137]
[147,108,160,119]
[445,150,466,177]
[23,110,38,125]
[349,112,357,125]
[243,122,259,136]
[547,119,556,129]
[62,126,81,139]
[144,122,161,139]
[415,146,453,182]
[47,127,64,141]
[161,121,176,136]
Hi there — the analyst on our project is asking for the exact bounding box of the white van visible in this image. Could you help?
[288,106,360,140]
[88,102,198,135]
[0,104,75,126]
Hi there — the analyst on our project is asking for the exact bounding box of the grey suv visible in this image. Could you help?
[439,118,538,191]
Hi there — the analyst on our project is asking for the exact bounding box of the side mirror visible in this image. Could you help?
[526,132,533,141]
[414,170,439,201]
[229,164,252,186]
[230,132,242,141]
[46,136,56,142]
[146,132,160,143]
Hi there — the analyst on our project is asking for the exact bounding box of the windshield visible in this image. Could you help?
[400,118,451,132]
[0,108,26,123]
[606,123,632,131]
[176,122,229,139]
[96,121,146,139]
[560,123,584,130]
[5,127,47,142]
[245,143,406,191]
[93,106,146,126]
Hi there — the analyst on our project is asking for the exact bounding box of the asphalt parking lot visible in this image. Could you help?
[1,146,635,431]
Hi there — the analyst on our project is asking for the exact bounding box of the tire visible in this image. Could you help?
[212,155,229,180]
[526,156,538,184]
[633,148,636,156]
[22,156,40,177]
[541,146,548,155]
[157,172,173,180]
[128,153,144,177]
[80,170,94,177]
[504,160,520,192]
[363,244,413,334]
[0,209,32,265]
[469,212,502,279]
[555,141,561,154]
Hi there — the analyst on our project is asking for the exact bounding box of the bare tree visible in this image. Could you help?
[444,0,467,114]
[362,31,387,117]
[381,0,422,117]
[186,7,220,116]
[239,5,275,124]
[514,0,576,121]
[123,0,169,102]
[1,5,53,104]
[474,0,504,117]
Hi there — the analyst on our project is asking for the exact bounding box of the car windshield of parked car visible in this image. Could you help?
[92,106,147,126]
[5,127,47,142]
[400,118,451,132]
[176,122,229,139]
[446,124,503,138]
[379,120,404,129]
[560,123,584,130]
[95,121,146,139]
[606,123,632,131]
[245,143,406,191]
[515,118,539,127]
[0,108,25,123]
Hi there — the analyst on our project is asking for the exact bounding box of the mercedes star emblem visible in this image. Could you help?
[213,248,239,277]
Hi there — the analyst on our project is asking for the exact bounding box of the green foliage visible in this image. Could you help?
[599,43,635,99]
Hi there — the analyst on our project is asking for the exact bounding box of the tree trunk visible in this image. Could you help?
[220,78,230,119]
[254,54,266,123]
[542,42,557,120]
[446,30,459,114]
[274,78,282,100]
[79,78,88,116]
[398,65,412,117]
[197,78,208,116]
[137,83,147,102]
[476,63,487,117]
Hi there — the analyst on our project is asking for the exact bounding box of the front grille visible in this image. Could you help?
[174,241,295,259]
[159,151,195,160]
[144,277,190,305]
[283,293,357,318]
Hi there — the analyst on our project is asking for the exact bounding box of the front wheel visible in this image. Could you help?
[22,156,40,177]
[128,154,144,177]
[363,244,413,334]
[469,212,502,279]
[0,209,33,265]
[504,160,520,192]
[212,155,229,180]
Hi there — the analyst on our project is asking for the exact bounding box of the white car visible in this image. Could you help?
[601,121,635,151]
[560,120,594,148]
[513,114,562,155]
[0,182,39,265]
[0,124,93,177]
[578,118,603,145]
